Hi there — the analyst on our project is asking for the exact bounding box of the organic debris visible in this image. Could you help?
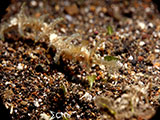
[87,75,96,89]
[107,25,114,35]
[95,83,155,119]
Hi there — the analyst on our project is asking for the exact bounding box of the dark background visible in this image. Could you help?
[0,0,11,20]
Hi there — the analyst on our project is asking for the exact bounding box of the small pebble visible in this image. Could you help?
[20,101,28,106]
[64,4,79,16]
[34,101,40,107]
[17,63,24,70]
[65,15,73,21]
[40,113,51,120]
[139,41,145,46]
[138,56,144,62]
[128,56,133,61]
[80,92,92,101]
[155,49,160,53]
[137,21,146,29]
[131,59,137,66]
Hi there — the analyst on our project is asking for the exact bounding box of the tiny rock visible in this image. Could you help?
[90,5,96,12]
[20,101,28,106]
[80,92,92,101]
[138,56,144,62]
[139,41,145,46]
[17,63,24,70]
[138,21,146,29]
[154,62,160,68]
[64,4,79,16]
